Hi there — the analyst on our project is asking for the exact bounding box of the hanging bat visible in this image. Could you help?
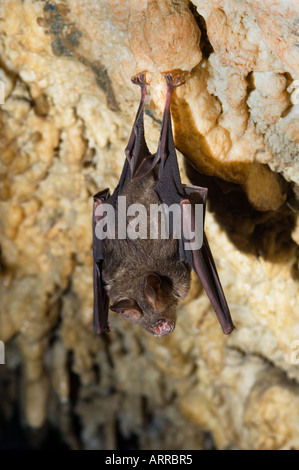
[92,72,235,337]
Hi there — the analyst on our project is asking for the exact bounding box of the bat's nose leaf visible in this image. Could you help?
[148,320,175,337]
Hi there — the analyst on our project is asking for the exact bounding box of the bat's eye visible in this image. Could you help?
[148,320,175,337]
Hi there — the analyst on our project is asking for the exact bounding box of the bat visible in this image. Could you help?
[92,72,235,337]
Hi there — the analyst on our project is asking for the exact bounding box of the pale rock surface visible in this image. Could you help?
[0,0,298,450]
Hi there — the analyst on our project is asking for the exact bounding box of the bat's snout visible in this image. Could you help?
[147,319,175,337]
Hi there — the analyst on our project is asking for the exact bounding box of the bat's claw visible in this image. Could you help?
[131,71,148,87]
[162,72,185,89]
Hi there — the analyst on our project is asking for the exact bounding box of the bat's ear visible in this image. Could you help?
[145,274,161,308]
[110,299,143,321]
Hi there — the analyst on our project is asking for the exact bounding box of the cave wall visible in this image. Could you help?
[0,0,298,450]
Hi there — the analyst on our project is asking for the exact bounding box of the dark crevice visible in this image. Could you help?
[189,2,214,60]
[185,160,298,265]
[0,361,71,449]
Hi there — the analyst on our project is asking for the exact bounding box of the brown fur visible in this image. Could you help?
[102,170,191,334]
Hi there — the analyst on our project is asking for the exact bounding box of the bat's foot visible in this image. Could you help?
[162,72,185,90]
[131,71,148,88]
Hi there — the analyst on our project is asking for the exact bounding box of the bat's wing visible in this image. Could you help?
[179,195,234,335]
[109,72,154,207]
[92,73,152,334]
[93,189,111,333]
[184,184,208,223]
[154,74,235,335]
[124,72,156,180]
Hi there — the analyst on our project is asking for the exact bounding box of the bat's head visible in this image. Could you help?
[110,273,178,337]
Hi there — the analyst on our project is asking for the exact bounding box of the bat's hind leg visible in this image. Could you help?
[127,71,148,127]
[131,71,148,90]
[155,73,185,178]
[125,72,153,178]
[130,72,148,115]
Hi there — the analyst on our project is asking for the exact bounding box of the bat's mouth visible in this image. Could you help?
[148,319,175,337]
